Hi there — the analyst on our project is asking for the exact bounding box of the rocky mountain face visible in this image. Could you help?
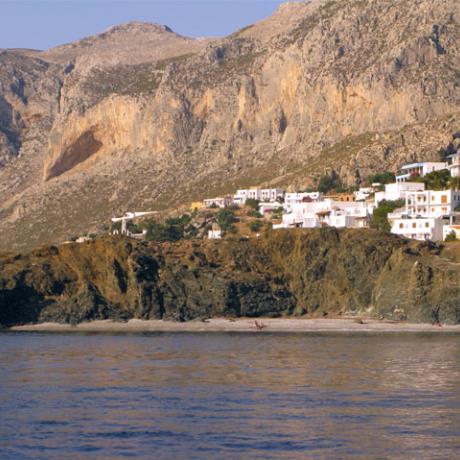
[1,230,459,326]
[1,0,460,250]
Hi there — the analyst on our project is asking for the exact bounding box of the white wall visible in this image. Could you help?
[391,217,444,241]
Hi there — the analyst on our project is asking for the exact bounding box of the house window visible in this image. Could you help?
[425,222,429,228]
[441,195,447,204]
[412,223,416,229]
[399,223,404,229]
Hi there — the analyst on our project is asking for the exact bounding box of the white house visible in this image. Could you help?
[208,223,222,239]
[259,202,282,215]
[447,153,460,178]
[203,196,234,208]
[404,189,460,218]
[390,216,446,241]
[234,188,284,205]
[396,162,447,182]
[277,200,371,230]
[284,192,321,211]
[354,187,374,202]
[375,182,425,206]
[388,190,460,241]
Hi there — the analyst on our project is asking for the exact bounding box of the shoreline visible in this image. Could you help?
[6,318,460,333]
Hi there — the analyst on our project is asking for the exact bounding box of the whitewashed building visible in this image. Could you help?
[404,189,460,218]
[208,223,223,239]
[354,187,374,201]
[203,196,234,208]
[447,153,460,178]
[388,190,460,241]
[276,200,371,230]
[234,188,284,205]
[375,182,425,206]
[259,202,282,215]
[390,216,446,241]
[396,162,447,182]
[284,192,321,211]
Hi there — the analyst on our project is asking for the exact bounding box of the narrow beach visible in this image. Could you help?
[8,318,460,333]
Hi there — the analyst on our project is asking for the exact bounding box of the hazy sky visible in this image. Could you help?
[0,0,296,50]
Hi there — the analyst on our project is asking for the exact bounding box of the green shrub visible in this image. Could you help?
[318,173,344,193]
[249,221,262,232]
[247,209,263,218]
[271,206,284,219]
[369,171,395,185]
[370,199,405,232]
[216,209,238,232]
[445,231,458,242]
[143,213,193,242]
[245,198,260,210]
[421,169,451,190]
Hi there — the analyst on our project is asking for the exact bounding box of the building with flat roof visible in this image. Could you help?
[396,162,447,182]
[275,200,371,230]
[404,189,460,218]
[391,216,446,241]
[234,188,284,205]
[284,192,321,211]
[374,182,425,206]
[203,196,234,208]
[447,153,460,178]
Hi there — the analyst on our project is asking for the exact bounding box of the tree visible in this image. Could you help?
[448,176,460,191]
[143,214,193,242]
[270,206,284,221]
[421,169,451,190]
[247,209,263,218]
[249,221,262,233]
[369,171,396,185]
[144,220,182,242]
[245,198,260,210]
[370,199,405,232]
[318,172,343,193]
[445,231,458,242]
[216,209,238,232]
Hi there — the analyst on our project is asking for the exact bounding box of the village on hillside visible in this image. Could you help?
[105,150,460,244]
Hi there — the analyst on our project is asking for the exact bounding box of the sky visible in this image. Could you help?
[0,0,297,50]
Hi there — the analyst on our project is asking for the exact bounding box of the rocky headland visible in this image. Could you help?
[1,229,459,327]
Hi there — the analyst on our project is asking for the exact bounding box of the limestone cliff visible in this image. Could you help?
[0,230,459,326]
[1,0,460,250]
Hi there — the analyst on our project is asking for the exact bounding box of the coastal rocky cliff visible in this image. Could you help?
[0,0,460,251]
[1,230,459,326]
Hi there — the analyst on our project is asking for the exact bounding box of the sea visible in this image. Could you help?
[1,331,459,459]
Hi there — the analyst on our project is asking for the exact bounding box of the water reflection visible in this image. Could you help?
[1,332,459,459]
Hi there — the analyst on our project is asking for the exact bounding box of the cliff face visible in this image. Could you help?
[1,0,460,250]
[1,230,459,326]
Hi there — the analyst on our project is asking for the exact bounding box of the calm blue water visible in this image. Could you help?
[1,332,460,459]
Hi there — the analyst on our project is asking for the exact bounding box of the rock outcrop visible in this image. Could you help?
[0,0,460,250]
[1,230,459,326]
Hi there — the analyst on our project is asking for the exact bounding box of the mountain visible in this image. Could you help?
[0,0,459,251]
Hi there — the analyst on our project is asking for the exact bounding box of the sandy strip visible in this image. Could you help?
[7,318,460,333]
